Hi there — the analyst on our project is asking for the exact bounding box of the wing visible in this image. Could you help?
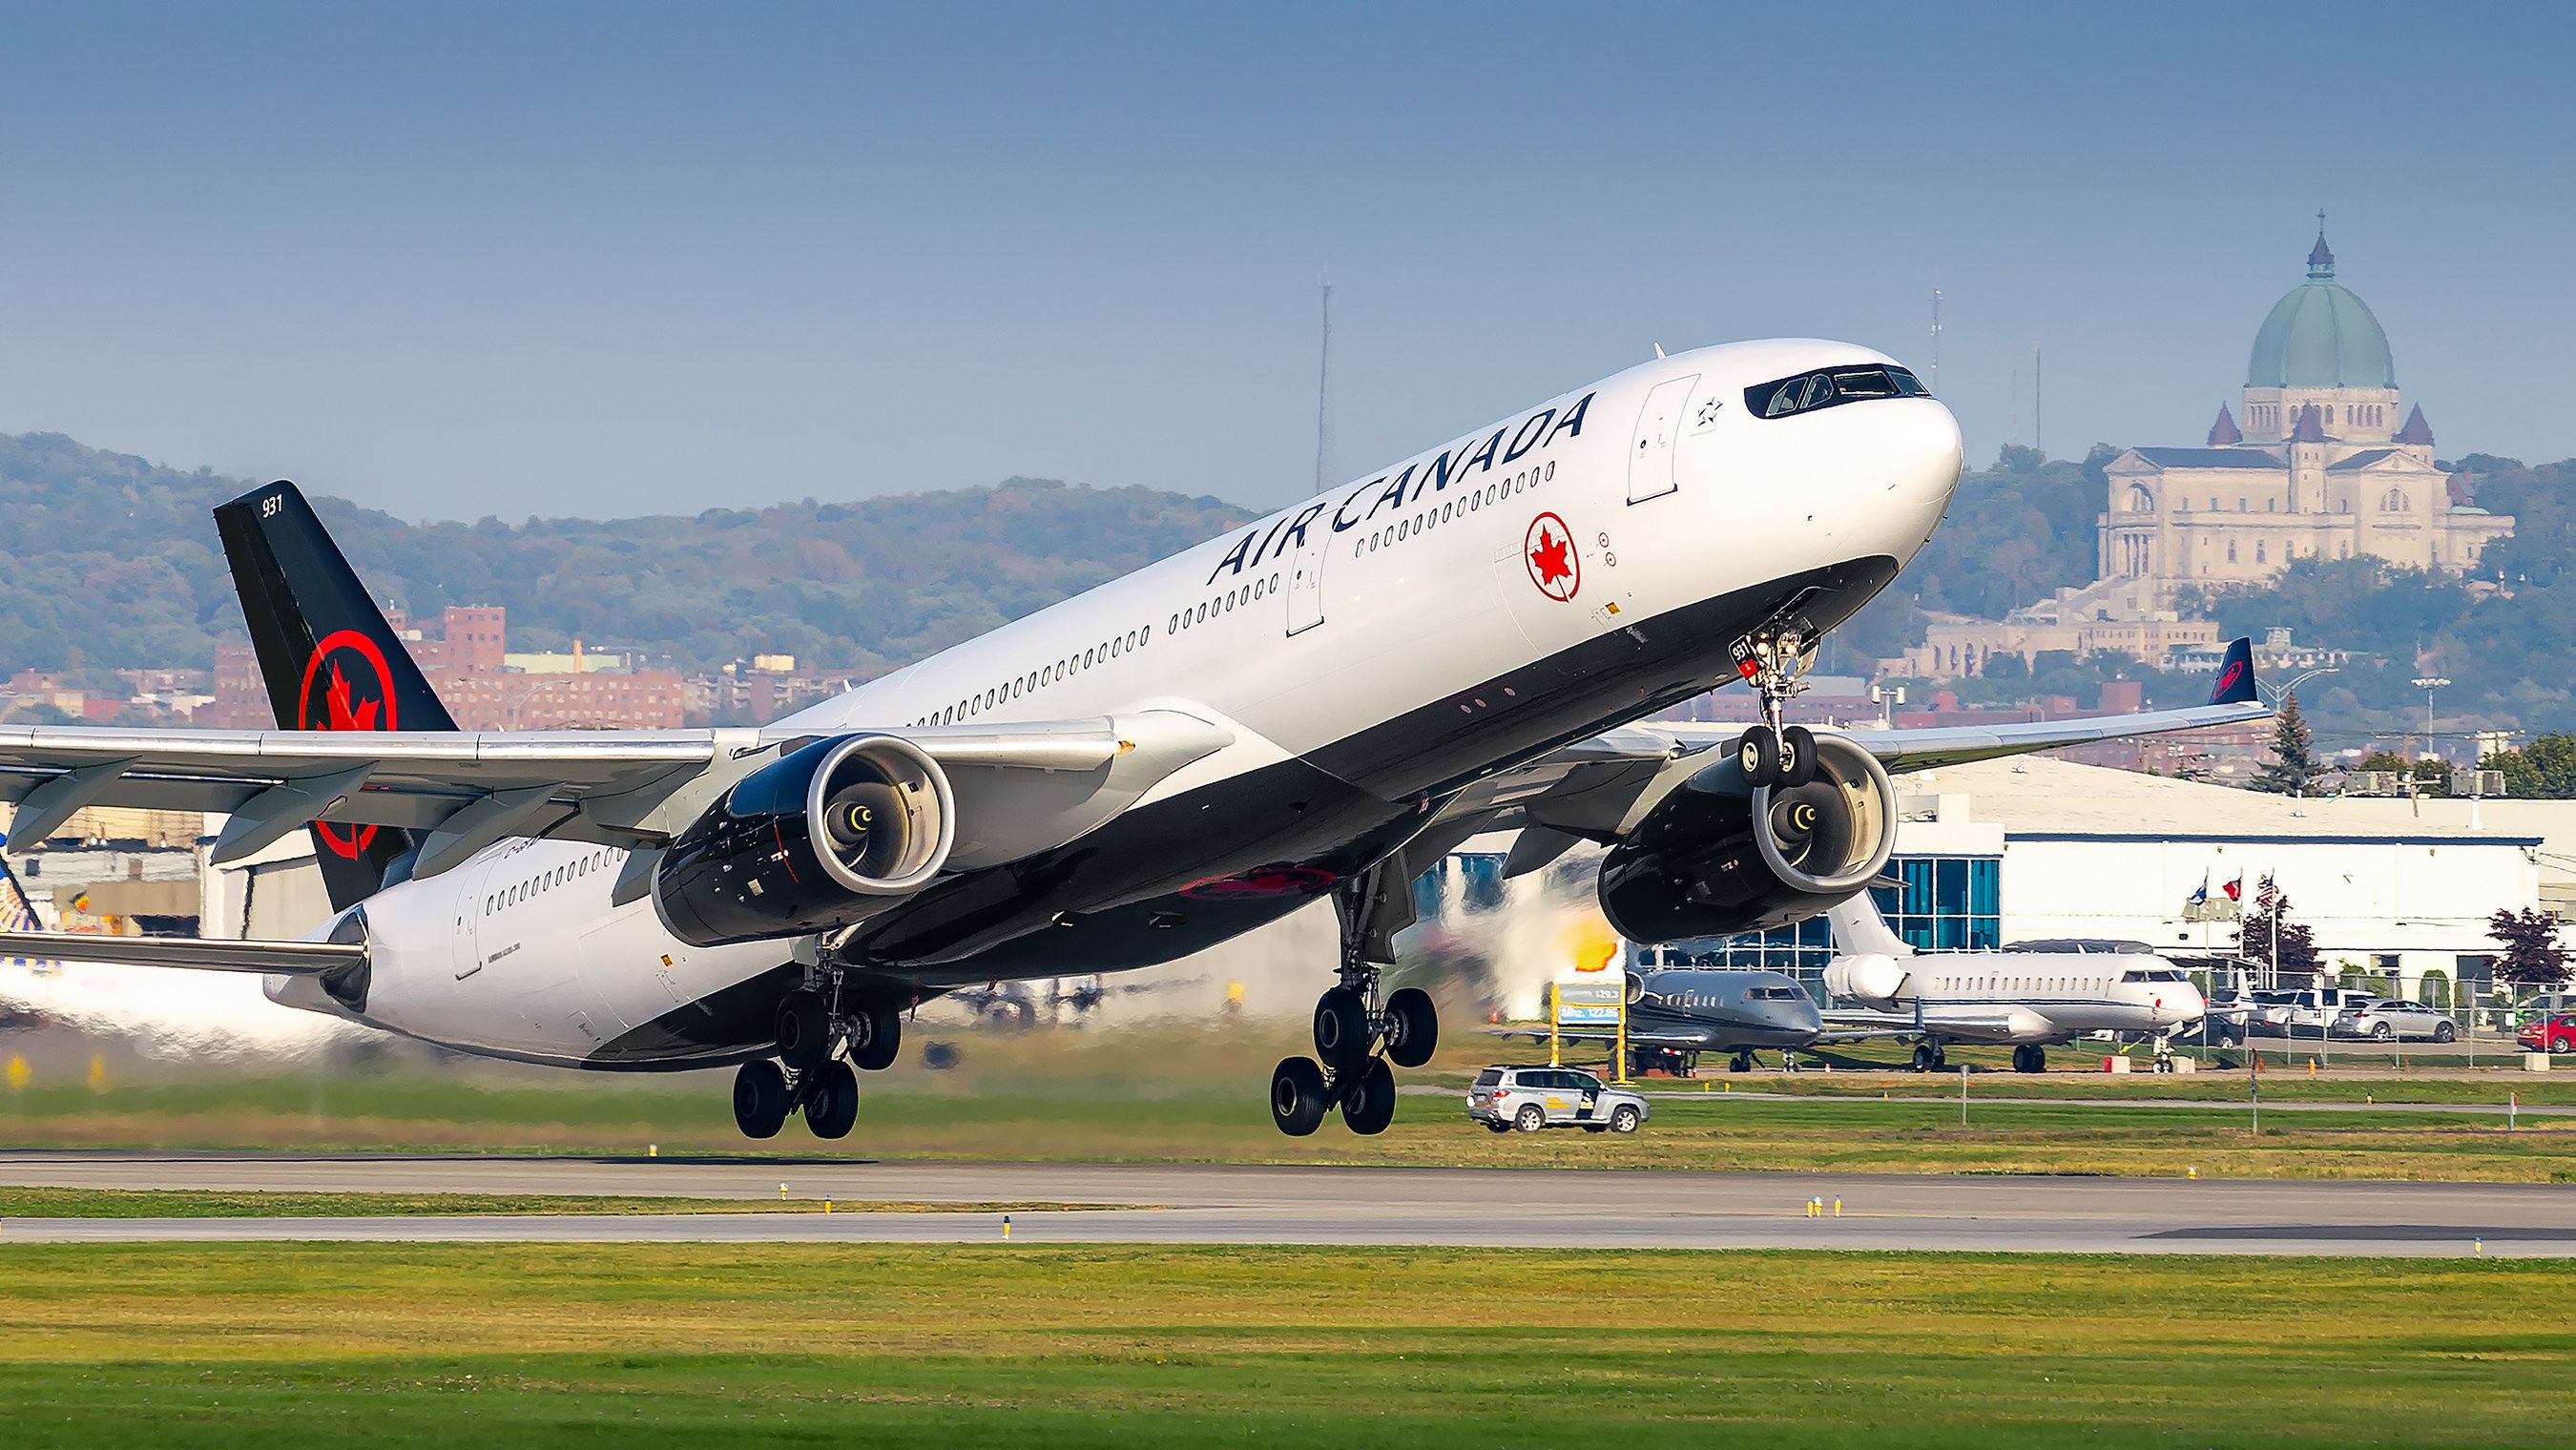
[0,710,1232,879]
[1432,637,2267,866]
[0,931,359,975]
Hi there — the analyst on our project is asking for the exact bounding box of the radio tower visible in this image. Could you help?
[2033,342,2044,457]
[1313,274,1334,492]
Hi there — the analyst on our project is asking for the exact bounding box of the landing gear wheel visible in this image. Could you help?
[1383,987,1439,1068]
[1933,1046,1949,1072]
[2012,1044,2046,1074]
[732,1060,790,1139]
[775,991,830,1067]
[1270,1056,1330,1137]
[1911,1042,1939,1073]
[1735,728,1780,787]
[1340,1058,1397,1135]
[1610,1104,1642,1134]
[1513,1104,1547,1133]
[804,1060,860,1139]
[1313,986,1373,1069]
[851,1009,903,1071]
[1778,725,1818,787]
[1730,1051,1755,1074]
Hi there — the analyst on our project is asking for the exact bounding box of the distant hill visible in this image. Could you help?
[0,432,1257,679]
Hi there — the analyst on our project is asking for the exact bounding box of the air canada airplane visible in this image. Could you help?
[0,340,2264,1138]
[1820,893,2209,1072]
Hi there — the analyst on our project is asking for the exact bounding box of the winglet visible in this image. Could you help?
[2208,637,2257,706]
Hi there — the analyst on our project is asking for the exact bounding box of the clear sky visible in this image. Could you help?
[4,2,2569,522]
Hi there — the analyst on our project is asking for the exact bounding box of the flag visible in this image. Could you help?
[2222,875,2243,902]
[2186,871,2210,908]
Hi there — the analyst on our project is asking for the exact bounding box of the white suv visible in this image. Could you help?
[1467,1067,1648,1134]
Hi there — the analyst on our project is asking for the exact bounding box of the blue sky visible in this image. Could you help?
[3,2,2569,521]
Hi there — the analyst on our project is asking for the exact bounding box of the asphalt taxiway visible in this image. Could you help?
[1,1152,2569,1255]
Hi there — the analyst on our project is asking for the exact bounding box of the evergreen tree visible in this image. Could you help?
[2233,877,2321,984]
[2488,907,2571,991]
[2251,692,2316,795]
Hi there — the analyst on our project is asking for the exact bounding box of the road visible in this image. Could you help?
[1,1152,2570,1256]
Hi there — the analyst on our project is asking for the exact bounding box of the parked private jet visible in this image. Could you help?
[1820,893,2209,1071]
[0,340,2262,1137]
[1494,966,1828,1074]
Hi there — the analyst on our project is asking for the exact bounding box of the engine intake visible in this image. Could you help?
[1596,732,1897,943]
[653,734,954,947]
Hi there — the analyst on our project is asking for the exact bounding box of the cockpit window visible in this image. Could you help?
[1746,363,1928,419]
[1748,986,1806,1001]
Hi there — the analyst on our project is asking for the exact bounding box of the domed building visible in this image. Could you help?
[2089,228,2510,611]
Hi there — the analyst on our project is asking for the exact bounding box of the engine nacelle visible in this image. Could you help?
[653,734,953,947]
[1822,952,1909,1006]
[1596,732,1898,943]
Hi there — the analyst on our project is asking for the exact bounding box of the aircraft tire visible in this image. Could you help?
[805,1060,860,1139]
[1270,1056,1330,1136]
[732,1060,791,1139]
[775,991,830,1067]
[1735,729,1779,787]
[852,1009,903,1071]
[2012,1045,2046,1074]
[1340,1058,1397,1135]
[1313,986,1373,1069]
[1911,1043,1938,1073]
[1384,987,1439,1067]
[1778,726,1818,787]
[1730,1052,1754,1073]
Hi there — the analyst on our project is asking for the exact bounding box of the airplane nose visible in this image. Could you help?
[1895,399,1965,510]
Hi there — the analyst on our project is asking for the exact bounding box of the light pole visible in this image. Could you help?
[1871,683,1905,729]
[2409,676,2450,798]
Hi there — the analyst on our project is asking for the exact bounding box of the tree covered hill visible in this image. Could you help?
[0,431,1257,679]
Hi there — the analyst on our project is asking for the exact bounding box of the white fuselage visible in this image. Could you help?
[1833,950,2208,1043]
[275,339,1963,1067]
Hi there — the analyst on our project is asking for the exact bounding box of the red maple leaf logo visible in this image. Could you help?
[324,662,382,731]
[1530,528,1572,587]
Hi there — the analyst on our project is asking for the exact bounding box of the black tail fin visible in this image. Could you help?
[2209,636,2258,706]
[214,482,456,912]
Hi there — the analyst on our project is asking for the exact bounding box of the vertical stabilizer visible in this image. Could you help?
[213,482,456,911]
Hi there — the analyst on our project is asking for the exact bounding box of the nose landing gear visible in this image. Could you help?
[1270,863,1441,1136]
[1729,617,1819,788]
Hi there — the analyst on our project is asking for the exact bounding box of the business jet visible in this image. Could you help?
[0,340,2262,1138]
[1820,893,2209,1072]
[1495,967,1827,1074]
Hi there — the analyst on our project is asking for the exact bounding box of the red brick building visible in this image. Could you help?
[211,607,683,732]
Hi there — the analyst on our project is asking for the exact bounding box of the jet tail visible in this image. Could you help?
[213,482,456,912]
[1824,891,1913,959]
[2208,636,2258,706]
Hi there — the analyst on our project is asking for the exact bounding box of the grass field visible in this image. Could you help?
[0,1243,2566,1448]
[6,1025,2574,1182]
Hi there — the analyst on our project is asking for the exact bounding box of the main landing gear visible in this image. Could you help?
[2011,1044,2048,1074]
[731,969,907,1140]
[1728,616,1819,789]
[1271,863,1440,1137]
[1910,1041,1950,1073]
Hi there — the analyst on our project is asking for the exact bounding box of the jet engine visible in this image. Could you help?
[653,734,954,947]
[1595,732,1898,942]
[1822,953,1908,1006]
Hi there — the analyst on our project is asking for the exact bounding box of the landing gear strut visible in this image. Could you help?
[1729,617,1820,789]
[1270,862,1440,1136]
[731,962,909,1140]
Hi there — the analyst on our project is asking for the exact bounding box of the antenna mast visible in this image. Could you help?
[1928,283,1942,393]
[1313,273,1334,493]
[2033,342,2044,456]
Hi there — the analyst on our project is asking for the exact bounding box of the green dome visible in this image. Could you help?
[2247,234,2395,388]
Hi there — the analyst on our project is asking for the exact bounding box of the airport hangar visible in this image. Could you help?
[1433,755,2571,1003]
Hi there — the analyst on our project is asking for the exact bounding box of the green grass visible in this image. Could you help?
[0,1189,1091,1218]
[6,1026,2572,1181]
[0,1243,2566,1447]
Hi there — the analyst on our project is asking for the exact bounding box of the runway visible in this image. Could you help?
[3,1152,2570,1255]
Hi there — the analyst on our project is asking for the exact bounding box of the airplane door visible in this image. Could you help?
[1285,521,1327,635]
[1627,374,1700,504]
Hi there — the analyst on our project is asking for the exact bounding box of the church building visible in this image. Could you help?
[2092,229,2508,608]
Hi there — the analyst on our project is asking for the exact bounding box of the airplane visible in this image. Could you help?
[0,339,2265,1139]
[1490,966,1826,1075]
[1819,892,2210,1072]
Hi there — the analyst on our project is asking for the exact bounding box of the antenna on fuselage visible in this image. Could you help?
[1652,342,1666,359]
[1928,281,1942,393]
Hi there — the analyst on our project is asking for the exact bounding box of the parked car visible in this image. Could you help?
[2268,988,2384,1037]
[2330,1001,2460,1043]
[2518,1014,2576,1055]
[2242,988,2304,1037]
[2516,992,2576,1028]
[1466,1067,1648,1134]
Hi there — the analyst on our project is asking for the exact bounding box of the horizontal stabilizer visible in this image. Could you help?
[0,932,360,975]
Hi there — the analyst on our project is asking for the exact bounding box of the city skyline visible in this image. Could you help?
[4,2,2570,523]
